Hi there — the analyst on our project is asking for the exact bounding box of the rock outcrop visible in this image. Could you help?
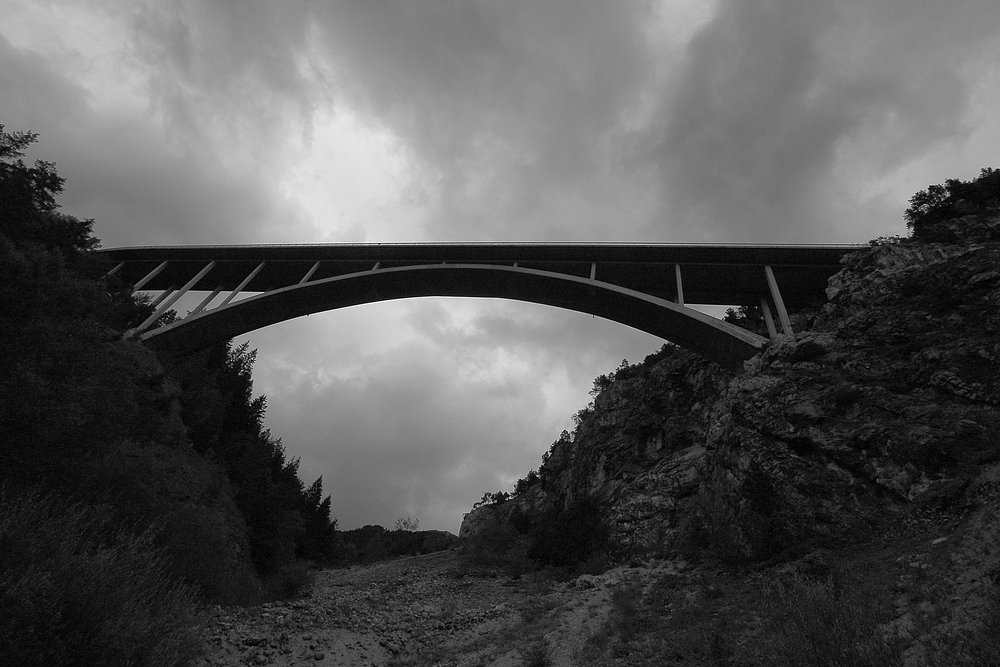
[462,215,1000,566]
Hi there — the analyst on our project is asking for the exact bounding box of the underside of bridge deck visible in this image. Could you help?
[96,242,858,371]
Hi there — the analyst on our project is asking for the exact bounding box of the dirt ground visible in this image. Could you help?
[197,550,655,667]
[197,496,1000,667]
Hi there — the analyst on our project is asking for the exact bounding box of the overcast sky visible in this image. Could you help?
[3,0,997,533]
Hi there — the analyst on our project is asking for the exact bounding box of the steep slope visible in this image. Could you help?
[462,216,1000,568]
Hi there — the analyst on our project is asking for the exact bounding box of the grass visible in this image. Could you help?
[0,488,202,666]
[579,559,910,667]
[580,579,656,663]
[743,571,905,667]
[262,560,315,600]
[521,639,553,667]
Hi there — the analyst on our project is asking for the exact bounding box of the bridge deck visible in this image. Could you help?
[97,242,859,307]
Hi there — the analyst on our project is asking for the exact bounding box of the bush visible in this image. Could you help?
[905,167,1000,242]
[460,521,533,576]
[740,571,904,667]
[580,581,652,661]
[0,489,201,667]
[724,304,769,336]
[262,562,315,600]
[520,639,553,667]
[680,463,789,569]
[527,498,610,568]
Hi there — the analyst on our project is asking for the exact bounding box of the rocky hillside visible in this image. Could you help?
[462,214,1000,571]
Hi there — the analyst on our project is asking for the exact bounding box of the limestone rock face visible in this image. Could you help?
[461,215,1000,564]
[460,486,544,540]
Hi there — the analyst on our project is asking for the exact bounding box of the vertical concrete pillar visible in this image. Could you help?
[675,265,685,306]
[759,297,778,339]
[764,265,793,335]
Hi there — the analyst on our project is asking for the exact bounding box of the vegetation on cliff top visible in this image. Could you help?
[905,167,1000,242]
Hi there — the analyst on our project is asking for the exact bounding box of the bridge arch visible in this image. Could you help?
[141,263,768,371]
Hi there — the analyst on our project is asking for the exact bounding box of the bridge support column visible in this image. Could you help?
[299,261,321,284]
[759,297,778,339]
[675,265,684,306]
[219,261,266,308]
[132,261,169,293]
[149,286,176,308]
[104,262,124,279]
[136,261,217,333]
[764,266,793,335]
[191,285,225,316]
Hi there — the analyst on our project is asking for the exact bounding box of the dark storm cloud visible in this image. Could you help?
[130,0,661,240]
[126,0,1000,246]
[310,0,658,239]
[652,0,999,242]
[0,30,311,246]
[131,1,322,145]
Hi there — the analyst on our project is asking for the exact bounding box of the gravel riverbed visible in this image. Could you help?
[198,550,623,667]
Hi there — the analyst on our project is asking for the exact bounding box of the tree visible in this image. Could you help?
[0,125,97,253]
[168,340,320,576]
[513,469,540,496]
[297,477,339,563]
[723,305,767,336]
[394,516,419,532]
[904,167,1000,241]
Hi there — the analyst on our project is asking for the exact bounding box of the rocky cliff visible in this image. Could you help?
[461,215,1000,570]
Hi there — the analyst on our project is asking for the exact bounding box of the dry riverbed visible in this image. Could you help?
[198,550,652,667]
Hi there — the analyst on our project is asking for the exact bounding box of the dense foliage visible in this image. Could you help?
[0,127,98,254]
[905,167,1000,241]
[167,341,341,576]
[0,126,343,662]
[0,490,201,667]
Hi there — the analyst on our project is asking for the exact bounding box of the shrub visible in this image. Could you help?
[740,571,904,667]
[580,581,651,660]
[680,464,787,569]
[527,498,610,568]
[461,521,533,576]
[520,639,553,667]
[905,167,1000,242]
[513,469,540,496]
[262,561,315,600]
[724,304,769,336]
[0,489,201,667]
[607,582,647,644]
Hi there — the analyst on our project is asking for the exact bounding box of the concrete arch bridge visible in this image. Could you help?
[96,243,858,371]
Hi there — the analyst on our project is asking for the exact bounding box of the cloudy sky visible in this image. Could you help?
[3,0,998,532]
